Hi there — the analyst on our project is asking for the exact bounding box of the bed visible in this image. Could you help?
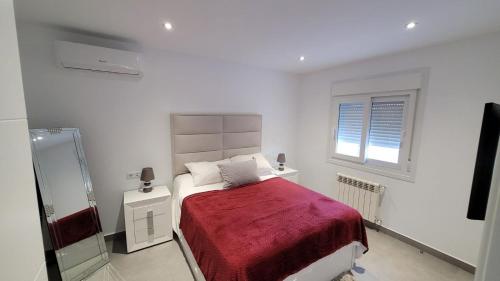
[170,114,368,281]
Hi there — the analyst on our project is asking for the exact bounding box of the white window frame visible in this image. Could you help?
[330,95,370,163]
[328,89,418,181]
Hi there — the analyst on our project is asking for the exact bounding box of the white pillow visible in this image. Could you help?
[230,153,273,176]
[185,159,230,187]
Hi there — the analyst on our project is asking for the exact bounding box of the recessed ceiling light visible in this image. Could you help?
[406,21,417,30]
[164,22,174,31]
[299,56,305,62]
[37,136,43,140]
[32,138,37,142]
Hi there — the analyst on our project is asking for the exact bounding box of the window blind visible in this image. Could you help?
[366,100,405,163]
[336,103,364,157]
[368,101,405,149]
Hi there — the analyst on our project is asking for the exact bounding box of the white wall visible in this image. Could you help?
[17,23,300,235]
[0,1,47,280]
[296,31,500,265]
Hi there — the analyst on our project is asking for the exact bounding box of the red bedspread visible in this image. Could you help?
[180,177,368,281]
[48,207,102,250]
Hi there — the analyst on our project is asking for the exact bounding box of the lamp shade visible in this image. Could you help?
[140,167,155,182]
[277,153,286,164]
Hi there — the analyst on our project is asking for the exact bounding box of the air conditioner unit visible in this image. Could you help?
[54,41,143,77]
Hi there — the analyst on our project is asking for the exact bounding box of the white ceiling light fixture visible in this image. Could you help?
[164,21,174,31]
[299,56,305,62]
[406,21,418,30]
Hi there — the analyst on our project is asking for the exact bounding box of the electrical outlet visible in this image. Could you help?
[126,171,141,180]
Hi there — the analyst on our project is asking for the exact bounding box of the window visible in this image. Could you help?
[336,102,365,157]
[329,90,417,179]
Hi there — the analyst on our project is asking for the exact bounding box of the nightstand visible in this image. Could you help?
[273,167,299,183]
[123,186,172,253]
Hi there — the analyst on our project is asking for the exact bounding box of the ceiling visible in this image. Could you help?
[14,0,500,73]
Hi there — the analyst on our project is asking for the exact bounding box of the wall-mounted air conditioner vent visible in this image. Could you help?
[54,41,143,77]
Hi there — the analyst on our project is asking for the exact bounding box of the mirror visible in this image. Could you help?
[30,128,109,281]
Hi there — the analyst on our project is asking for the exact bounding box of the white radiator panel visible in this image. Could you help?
[335,173,384,224]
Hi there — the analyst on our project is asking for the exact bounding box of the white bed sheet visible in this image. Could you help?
[171,173,365,281]
[172,173,275,234]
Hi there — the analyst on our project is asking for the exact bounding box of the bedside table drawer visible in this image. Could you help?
[133,201,168,220]
[134,213,170,243]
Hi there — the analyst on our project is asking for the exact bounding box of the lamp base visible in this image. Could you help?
[278,163,285,171]
[142,183,153,193]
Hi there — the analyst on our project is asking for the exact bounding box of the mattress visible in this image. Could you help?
[172,174,367,281]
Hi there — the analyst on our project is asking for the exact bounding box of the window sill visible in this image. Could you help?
[326,157,415,182]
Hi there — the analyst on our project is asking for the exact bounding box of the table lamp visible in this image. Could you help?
[140,167,155,193]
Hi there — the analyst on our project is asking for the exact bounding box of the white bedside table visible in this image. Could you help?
[123,186,172,253]
[273,167,299,183]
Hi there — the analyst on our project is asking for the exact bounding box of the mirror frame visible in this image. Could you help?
[30,128,109,281]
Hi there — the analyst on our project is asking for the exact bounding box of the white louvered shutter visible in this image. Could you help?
[336,103,365,157]
[366,99,406,163]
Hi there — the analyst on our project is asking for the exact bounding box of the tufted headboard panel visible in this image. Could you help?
[170,114,262,176]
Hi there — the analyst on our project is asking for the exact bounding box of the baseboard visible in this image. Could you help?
[364,221,475,274]
[104,231,125,242]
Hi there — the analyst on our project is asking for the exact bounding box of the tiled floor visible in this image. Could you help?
[106,228,474,281]
[357,229,473,281]
[107,238,193,281]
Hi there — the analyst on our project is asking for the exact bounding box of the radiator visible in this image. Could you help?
[335,173,385,225]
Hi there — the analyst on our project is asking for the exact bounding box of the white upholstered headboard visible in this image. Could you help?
[170,114,262,176]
